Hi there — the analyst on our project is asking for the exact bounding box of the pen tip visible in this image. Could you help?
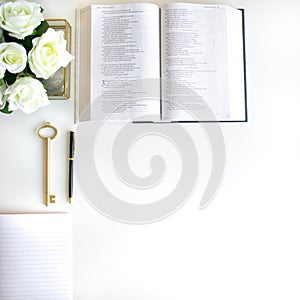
[68,198,72,204]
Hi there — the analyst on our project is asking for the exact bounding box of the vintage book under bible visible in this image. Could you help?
[78,3,247,122]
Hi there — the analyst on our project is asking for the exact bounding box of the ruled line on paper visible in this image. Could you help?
[0,214,72,300]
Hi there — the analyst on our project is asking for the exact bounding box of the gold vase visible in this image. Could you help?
[42,19,72,100]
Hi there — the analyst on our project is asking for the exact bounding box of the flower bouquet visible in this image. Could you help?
[0,0,74,115]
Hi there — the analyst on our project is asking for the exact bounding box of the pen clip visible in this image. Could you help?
[73,131,76,156]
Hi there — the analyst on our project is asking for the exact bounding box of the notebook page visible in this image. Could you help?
[0,213,72,300]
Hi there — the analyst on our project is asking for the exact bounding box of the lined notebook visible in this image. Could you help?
[0,213,72,300]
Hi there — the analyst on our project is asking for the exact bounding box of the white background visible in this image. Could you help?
[1,0,300,299]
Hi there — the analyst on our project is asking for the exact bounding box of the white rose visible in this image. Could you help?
[0,80,6,109]
[5,76,49,114]
[28,28,74,80]
[0,0,44,39]
[0,42,27,74]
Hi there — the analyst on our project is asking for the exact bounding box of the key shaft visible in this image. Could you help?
[37,122,58,206]
[45,137,56,206]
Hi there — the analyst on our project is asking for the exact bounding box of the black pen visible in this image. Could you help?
[68,130,75,204]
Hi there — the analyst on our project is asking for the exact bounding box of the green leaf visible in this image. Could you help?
[35,21,49,37]
[21,37,33,52]
[3,30,19,43]
[0,102,13,114]
[4,71,17,85]
[24,64,35,77]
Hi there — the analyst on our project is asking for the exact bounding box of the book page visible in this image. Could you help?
[0,213,72,300]
[226,7,246,121]
[161,3,231,121]
[90,4,160,122]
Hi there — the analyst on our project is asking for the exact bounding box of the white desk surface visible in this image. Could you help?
[1,0,300,299]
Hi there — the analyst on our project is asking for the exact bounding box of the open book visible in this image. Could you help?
[78,3,247,122]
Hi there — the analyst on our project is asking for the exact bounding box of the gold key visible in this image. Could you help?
[37,122,59,206]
